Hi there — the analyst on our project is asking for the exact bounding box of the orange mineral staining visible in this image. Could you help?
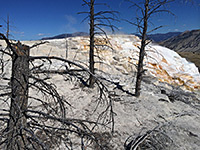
[161,58,168,64]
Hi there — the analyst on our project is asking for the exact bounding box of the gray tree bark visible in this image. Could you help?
[7,42,30,150]
[6,15,10,39]
[89,0,95,87]
[135,0,149,97]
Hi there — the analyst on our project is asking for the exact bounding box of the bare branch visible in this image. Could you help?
[30,41,49,49]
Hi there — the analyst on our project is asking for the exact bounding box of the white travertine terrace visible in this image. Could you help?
[0,34,200,91]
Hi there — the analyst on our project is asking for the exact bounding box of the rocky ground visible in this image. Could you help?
[29,72,200,150]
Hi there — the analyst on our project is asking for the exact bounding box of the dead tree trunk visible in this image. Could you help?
[89,0,95,87]
[7,42,30,150]
[79,0,118,87]
[135,0,149,97]
[6,15,10,39]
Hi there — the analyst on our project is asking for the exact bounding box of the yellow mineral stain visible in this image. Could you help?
[162,58,168,64]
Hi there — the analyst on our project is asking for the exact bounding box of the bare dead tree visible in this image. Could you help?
[7,41,29,150]
[6,15,9,39]
[0,15,18,43]
[125,0,174,97]
[124,124,174,150]
[0,33,117,149]
[89,0,95,87]
[79,0,118,87]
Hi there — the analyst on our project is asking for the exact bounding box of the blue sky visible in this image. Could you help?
[0,0,199,40]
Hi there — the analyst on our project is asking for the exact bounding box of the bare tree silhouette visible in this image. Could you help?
[0,33,115,149]
[79,0,119,87]
[6,15,10,39]
[125,0,174,97]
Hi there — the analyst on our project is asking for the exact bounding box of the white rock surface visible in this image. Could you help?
[0,35,200,150]
[4,35,198,90]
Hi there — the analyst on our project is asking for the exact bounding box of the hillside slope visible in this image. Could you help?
[134,32,182,42]
[41,32,89,40]
[159,29,200,52]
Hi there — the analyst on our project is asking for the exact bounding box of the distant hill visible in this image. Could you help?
[42,31,182,42]
[147,32,182,42]
[133,32,182,42]
[159,29,200,52]
[42,32,89,40]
